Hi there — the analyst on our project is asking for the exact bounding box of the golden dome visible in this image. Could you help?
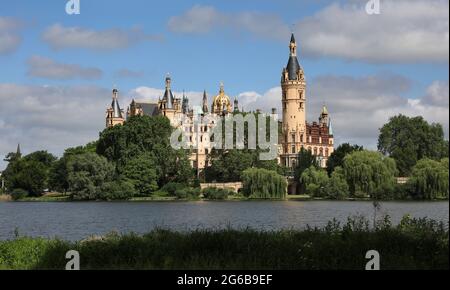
[212,82,232,114]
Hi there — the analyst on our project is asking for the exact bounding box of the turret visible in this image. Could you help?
[106,87,125,128]
[202,90,209,114]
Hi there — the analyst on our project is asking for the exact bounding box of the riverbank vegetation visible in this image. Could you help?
[1,114,448,202]
[0,215,447,270]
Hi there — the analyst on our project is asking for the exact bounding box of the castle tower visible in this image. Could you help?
[319,105,329,127]
[202,90,209,114]
[106,88,125,128]
[233,97,239,113]
[281,33,306,168]
[158,75,181,123]
[182,91,189,114]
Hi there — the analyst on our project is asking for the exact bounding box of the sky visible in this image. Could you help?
[0,0,449,170]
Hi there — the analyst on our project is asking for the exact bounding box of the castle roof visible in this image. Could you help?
[286,33,301,80]
[286,56,301,81]
[111,89,123,118]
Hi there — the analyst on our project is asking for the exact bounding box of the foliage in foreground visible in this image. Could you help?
[0,216,447,270]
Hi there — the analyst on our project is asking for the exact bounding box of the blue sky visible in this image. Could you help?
[0,0,449,169]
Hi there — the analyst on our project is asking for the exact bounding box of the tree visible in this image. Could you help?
[121,153,158,196]
[3,151,56,196]
[327,167,349,200]
[300,166,329,198]
[100,179,137,200]
[327,143,363,175]
[242,168,287,199]
[66,153,115,200]
[96,115,194,186]
[48,157,70,193]
[378,115,448,176]
[293,148,319,194]
[205,149,281,182]
[343,150,398,199]
[4,160,48,196]
[407,158,449,200]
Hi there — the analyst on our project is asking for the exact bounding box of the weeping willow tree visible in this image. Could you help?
[242,168,287,199]
[407,158,449,199]
[343,150,398,198]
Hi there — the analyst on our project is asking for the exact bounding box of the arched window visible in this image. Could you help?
[325,148,329,157]
[314,147,318,155]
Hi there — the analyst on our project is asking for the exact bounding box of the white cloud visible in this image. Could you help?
[0,17,22,55]
[169,1,449,63]
[114,69,144,79]
[168,5,289,40]
[0,84,110,169]
[42,24,163,51]
[27,56,103,80]
[295,0,449,62]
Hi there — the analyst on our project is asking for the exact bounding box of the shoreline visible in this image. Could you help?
[1,193,448,203]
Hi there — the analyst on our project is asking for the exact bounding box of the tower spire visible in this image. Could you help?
[289,33,297,56]
[202,90,209,114]
[16,143,21,157]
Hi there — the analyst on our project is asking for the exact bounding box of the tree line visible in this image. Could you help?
[297,115,448,200]
[1,114,448,200]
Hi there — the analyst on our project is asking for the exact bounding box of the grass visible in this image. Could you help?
[0,216,447,270]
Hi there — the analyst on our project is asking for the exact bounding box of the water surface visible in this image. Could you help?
[0,201,448,241]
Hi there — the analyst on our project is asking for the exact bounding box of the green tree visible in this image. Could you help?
[343,150,398,199]
[205,149,281,182]
[121,153,158,196]
[293,148,319,194]
[66,153,115,200]
[327,143,363,175]
[300,166,330,198]
[100,179,137,200]
[327,167,349,200]
[96,115,193,186]
[378,115,448,176]
[3,151,56,196]
[407,158,449,200]
[242,168,287,199]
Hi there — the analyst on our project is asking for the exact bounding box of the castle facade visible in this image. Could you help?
[105,34,334,170]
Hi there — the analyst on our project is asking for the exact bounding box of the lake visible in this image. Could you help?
[0,201,448,241]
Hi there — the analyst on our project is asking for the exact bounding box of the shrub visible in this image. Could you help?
[174,187,201,199]
[10,188,29,201]
[100,179,137,200]
[202,187,233,200]
[161,182,186,196]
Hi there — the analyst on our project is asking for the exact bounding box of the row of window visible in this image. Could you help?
[290,145,330,157]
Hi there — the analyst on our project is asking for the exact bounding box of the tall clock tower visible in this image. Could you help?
[281,33,306,168]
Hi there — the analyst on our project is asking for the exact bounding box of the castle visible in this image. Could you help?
[106,34,334,171]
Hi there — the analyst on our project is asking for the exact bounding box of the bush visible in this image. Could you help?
[174,187,201,199]
[100,179,137,200]
[161,182,186,196]
[202,187,233,200]
[10,188,29,201]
